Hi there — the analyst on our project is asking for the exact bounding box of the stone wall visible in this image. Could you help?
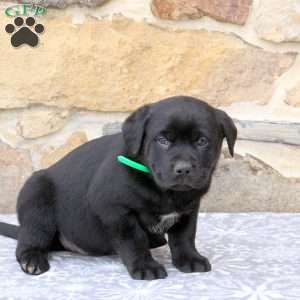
[0,0,300,212]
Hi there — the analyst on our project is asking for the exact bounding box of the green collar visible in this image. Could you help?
[117,155,151,174]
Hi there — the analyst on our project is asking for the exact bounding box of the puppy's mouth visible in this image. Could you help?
[151,170,192,191]
[170,184,192,191]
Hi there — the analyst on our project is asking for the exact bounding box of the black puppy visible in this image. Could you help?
[0,96,237,280]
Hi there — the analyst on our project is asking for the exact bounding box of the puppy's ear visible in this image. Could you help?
[122,105,150,157]
[215,109,237,157]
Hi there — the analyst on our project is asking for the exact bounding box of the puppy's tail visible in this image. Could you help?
[0,222,19,239]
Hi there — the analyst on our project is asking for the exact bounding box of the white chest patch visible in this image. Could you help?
[148,212,181,234]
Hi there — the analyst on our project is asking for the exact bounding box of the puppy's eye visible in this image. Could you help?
[197,136,208,147]
[156,135,170,146]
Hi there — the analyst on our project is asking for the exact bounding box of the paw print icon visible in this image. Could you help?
[5,17,44,47]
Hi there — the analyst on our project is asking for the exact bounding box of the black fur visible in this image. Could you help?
[0,96,237,280]
[0,222,18,239]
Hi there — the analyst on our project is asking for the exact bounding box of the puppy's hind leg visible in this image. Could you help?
[16,170,56,275]
[148,233,167,249]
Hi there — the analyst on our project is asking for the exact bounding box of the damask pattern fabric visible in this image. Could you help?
[0,213,299,300]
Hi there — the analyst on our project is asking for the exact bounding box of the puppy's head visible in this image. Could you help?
[122,96,237,191]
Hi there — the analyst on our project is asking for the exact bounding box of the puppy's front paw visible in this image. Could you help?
[130,260,168,280]
[19,250,50,275]
[173,253,211,273]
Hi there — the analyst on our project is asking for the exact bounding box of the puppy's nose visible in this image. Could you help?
[173,161,192,176]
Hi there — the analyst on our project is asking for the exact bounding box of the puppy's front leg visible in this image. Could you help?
[168,209,211,273]
[103,210,167,280]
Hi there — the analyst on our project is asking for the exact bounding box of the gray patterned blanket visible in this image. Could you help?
[0,214,299,300]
